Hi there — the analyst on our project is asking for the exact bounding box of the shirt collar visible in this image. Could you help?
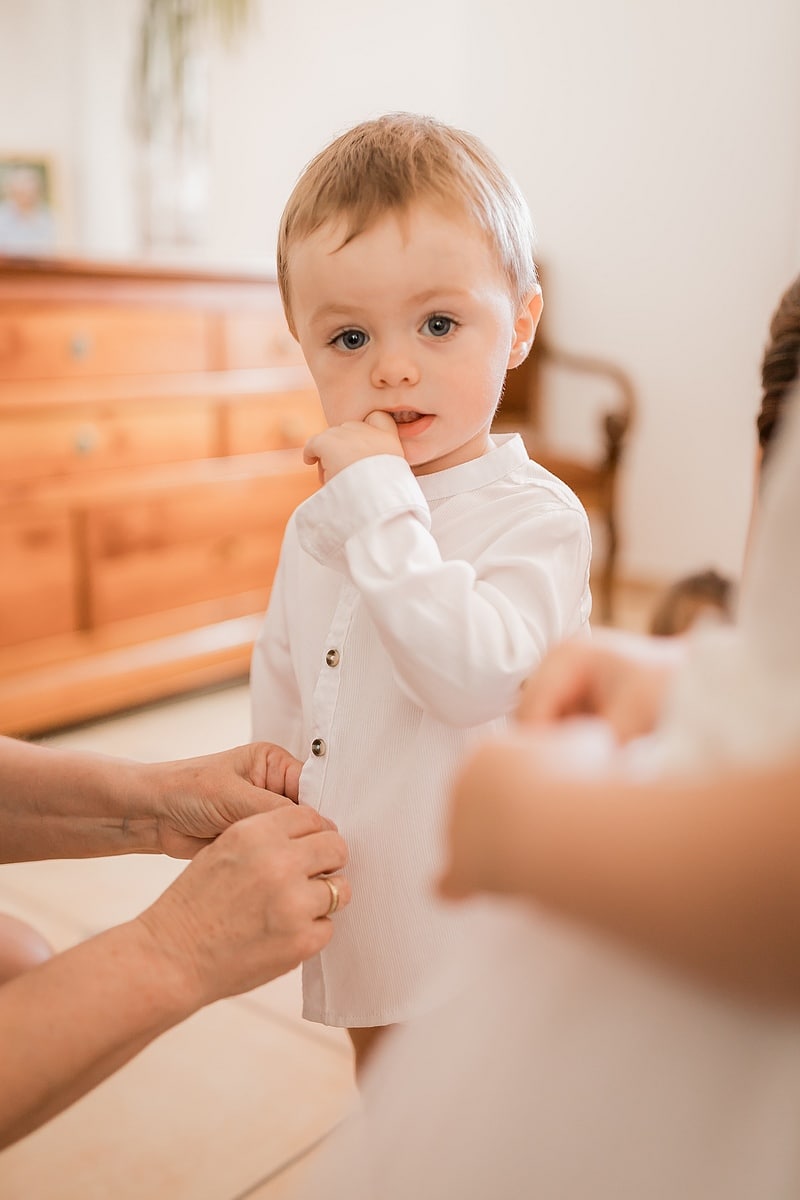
[414,434,528,502]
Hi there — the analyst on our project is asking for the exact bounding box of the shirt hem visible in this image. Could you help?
[303,1003,422,1028]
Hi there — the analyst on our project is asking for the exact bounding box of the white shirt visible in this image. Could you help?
[314,398,800,1195]
[251,434,591,1026]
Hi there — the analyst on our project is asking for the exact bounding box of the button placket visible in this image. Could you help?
[304,583,357,806]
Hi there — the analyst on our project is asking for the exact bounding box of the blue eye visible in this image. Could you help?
[424,315,455,337]
[332,328,368,351]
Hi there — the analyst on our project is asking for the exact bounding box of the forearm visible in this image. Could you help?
[0,736,159,862]
[0,918,196,1148]
[458,739,800,1005]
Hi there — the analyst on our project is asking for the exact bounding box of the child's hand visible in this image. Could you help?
[304,411,404,483]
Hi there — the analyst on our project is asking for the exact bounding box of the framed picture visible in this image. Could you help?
[0,154,57,255]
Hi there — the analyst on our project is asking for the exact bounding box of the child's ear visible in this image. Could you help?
[507,290,543,369]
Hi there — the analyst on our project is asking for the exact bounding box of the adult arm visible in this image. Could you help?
[0,804,349,1149]
[0,736,300,863]
[440,727,800,1008]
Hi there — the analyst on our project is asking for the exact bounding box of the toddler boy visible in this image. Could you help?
[251,112,592,1069]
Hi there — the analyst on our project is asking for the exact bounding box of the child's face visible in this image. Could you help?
[287,203,540,475]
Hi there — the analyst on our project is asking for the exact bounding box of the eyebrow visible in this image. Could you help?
[308,287,474,326]
[408,287,473,306]
[308,304,359,325]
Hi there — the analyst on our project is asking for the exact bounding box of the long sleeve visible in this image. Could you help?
[295,447,591,727]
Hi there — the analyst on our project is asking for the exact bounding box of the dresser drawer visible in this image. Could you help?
[221,310,305,369]
[224,389,325,454]
[85,469,316,625]
[0,307,211,379]
[0,513,77,647]
[0,260,318,733]
[0,400,219,481]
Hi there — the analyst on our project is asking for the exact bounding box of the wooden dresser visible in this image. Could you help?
[0,257,323,736]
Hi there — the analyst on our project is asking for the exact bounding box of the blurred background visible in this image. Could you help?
[1,5,799,1194]
[4,0,799,584]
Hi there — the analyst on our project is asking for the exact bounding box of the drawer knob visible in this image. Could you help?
[74,423,99,455]
[69,332,93,360]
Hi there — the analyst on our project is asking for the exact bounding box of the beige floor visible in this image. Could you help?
[0,579,662,1197]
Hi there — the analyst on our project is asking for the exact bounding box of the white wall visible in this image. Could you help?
[2,0,799,584]
[205,0,472,271]
[463,0,800,581]
[0,0,82,247]
[0,0,140,255]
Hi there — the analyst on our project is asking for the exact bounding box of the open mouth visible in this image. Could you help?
[387,410,435,439]
[390,410,427,425]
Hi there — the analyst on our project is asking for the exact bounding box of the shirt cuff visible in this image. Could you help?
[295,455,431,565]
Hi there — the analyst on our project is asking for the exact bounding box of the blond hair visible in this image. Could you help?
[277,112,538,330]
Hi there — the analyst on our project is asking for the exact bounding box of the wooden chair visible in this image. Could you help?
[492,315,636,623]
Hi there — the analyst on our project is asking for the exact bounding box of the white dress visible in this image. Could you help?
[314,397,800,1195]
[250,434,591,1026]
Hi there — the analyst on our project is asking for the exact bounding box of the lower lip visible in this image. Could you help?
[393,414,434,439]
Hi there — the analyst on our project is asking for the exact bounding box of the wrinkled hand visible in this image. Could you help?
[515,630,685,742]
[147,742,305,859]
[138,804,351,1005]
[304,410,404,483]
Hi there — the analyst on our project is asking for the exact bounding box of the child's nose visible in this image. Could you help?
[370,344,420,389]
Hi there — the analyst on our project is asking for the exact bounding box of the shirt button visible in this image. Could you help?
[325,648,340,667]
[311,738,326,757]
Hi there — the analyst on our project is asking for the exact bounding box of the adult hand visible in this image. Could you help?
[0,803,351,1149]
[146,742,304,859]
[138,804,351,1006]
[304,410,404,483]
[515,629,685,742]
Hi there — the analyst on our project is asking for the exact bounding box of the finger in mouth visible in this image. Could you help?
[391,410,425,424]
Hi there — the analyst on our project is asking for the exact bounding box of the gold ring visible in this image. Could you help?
[322,876,340,917]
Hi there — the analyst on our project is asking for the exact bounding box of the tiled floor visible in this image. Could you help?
[0,579,663,1196]
[0,684,357,1199]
